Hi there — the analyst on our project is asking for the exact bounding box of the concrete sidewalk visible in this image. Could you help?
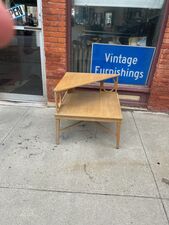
[0,104,169,225]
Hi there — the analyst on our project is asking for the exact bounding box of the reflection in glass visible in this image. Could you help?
[0,31,43,95]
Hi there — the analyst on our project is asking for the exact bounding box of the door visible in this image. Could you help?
[0,0,46,102]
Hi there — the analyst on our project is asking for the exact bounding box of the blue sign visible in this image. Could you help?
[91,43,155,85]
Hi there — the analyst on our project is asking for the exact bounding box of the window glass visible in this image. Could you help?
[71,1,165,74]
[0,31,43,95]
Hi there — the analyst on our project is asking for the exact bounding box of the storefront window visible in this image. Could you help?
[71,0,166,85]
[0,0,43,96]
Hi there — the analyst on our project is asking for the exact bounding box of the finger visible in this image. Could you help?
[0,2,14,48]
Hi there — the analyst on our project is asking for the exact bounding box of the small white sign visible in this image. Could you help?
[9,5,25,20]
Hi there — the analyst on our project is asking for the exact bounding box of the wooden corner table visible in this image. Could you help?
[54,72,123,148]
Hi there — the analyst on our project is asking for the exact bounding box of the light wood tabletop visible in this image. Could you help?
[54,72,119,92]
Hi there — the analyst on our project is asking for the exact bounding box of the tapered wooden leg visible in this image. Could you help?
[56,119,60,144]
[116,121,121,149]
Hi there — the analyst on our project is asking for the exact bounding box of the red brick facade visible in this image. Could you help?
[42,0,67,102]
[43,1,169,111]
[148,18,169,112]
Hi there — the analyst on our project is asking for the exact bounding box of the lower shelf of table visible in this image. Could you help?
[56,90,122,121]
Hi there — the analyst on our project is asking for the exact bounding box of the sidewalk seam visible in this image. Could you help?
[0,185,168,200]
[132,112,169,224]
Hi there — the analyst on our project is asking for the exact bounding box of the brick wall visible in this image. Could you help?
[148,18,169,112]
[42,0,67,102]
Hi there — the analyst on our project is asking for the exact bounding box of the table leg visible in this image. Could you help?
[56,119,60,144]
[116,121,121,149]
